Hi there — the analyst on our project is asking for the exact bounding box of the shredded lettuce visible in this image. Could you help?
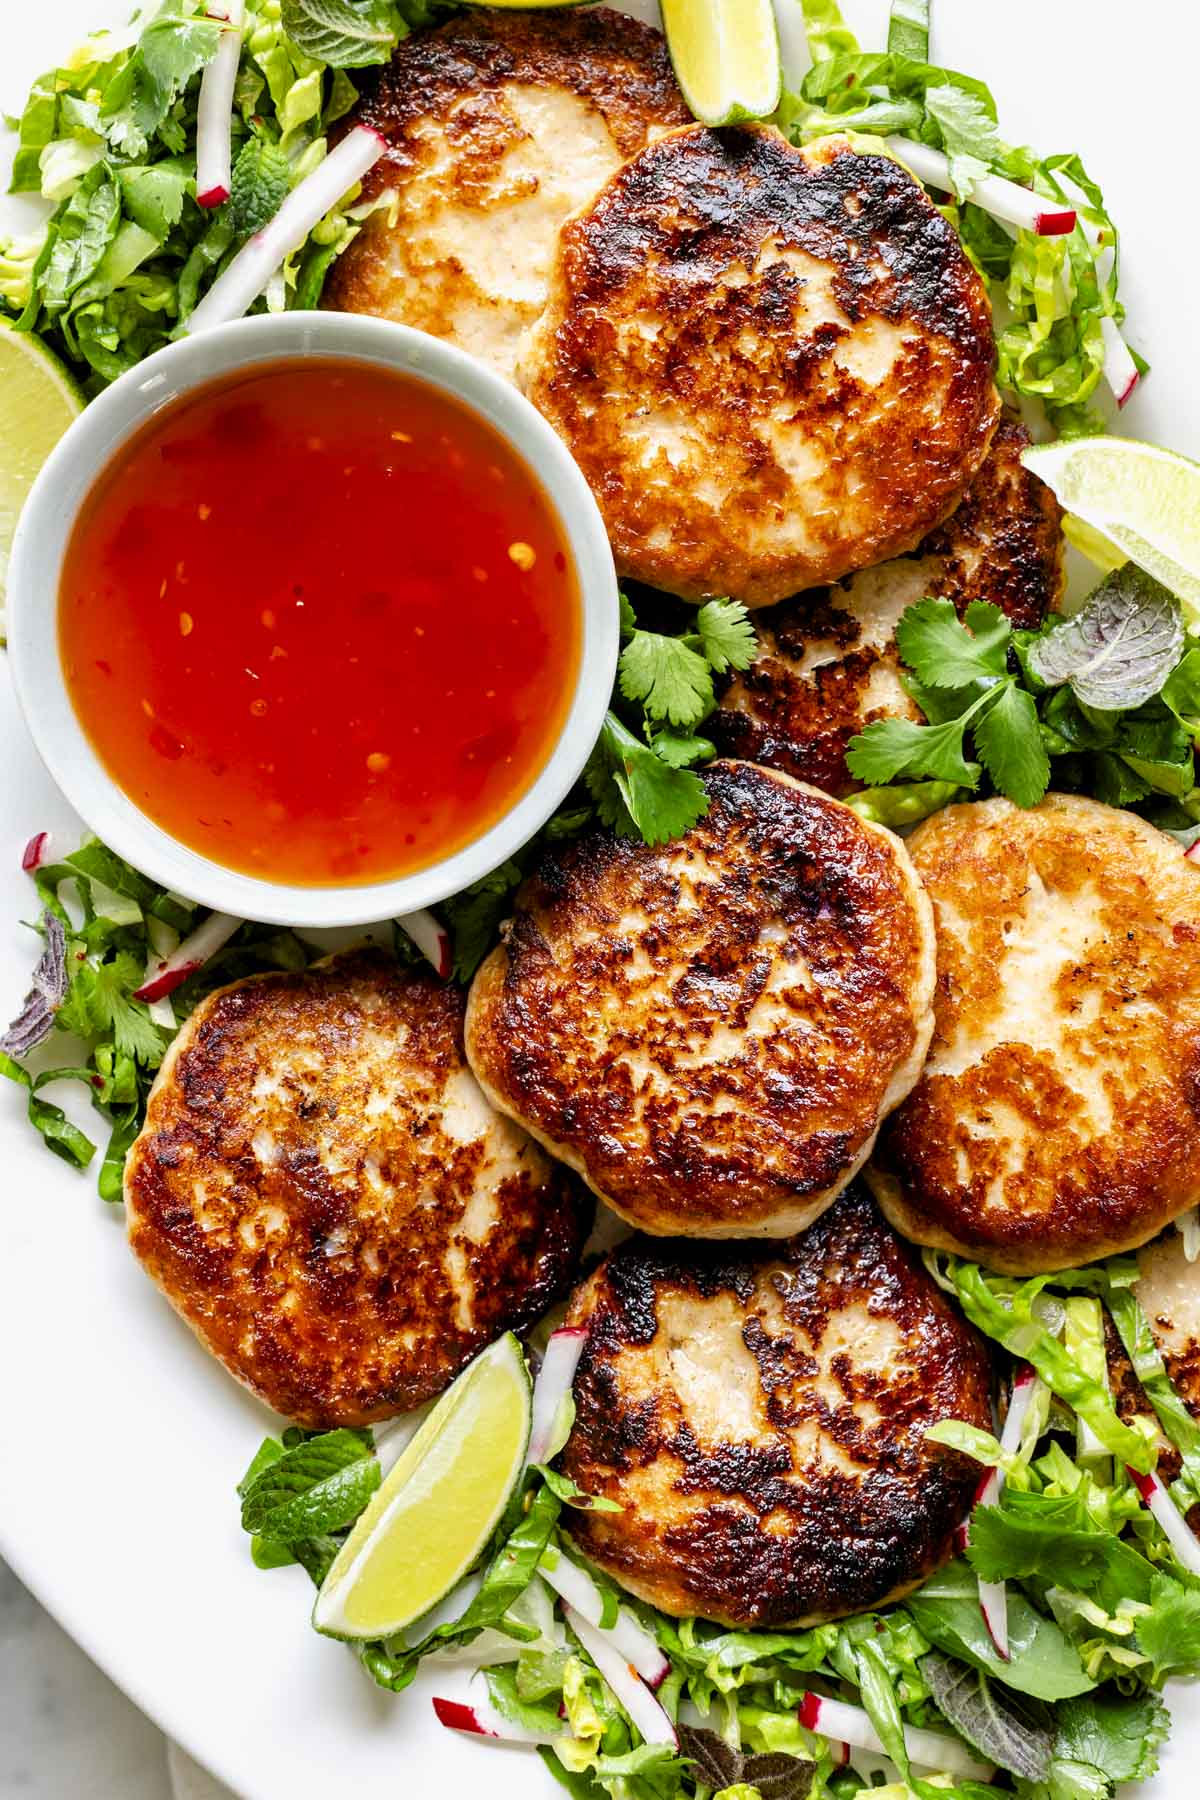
[781,0,1136,435]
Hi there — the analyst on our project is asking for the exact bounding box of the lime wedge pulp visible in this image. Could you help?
[661,0,783,127]
[313,1333,531,1641]
[1022,436,1200,627]
[0,318,84,637]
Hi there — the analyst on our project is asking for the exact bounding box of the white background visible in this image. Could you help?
[1,3,1197,1796]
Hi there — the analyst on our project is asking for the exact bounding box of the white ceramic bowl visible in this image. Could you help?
[7,311,619,928]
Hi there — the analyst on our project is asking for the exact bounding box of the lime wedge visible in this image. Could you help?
[0,318,84,639]
[1023,437,1200,626]
[661,0,782,126]
[313,1334,531,1641]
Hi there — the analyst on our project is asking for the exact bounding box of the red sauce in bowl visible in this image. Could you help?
[59,358,581,887]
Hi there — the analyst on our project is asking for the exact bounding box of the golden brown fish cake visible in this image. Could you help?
[323,9,689,381]
[518,125,1000,606]
[867,797,1200,1274]
[558,1185,993,1628]
[125,949,589,1427]
[711,415,1063,794]
[465,761,936,1239]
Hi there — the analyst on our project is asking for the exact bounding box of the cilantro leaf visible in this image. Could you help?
[845,713,981,788]
[1052,1686,1169,1786]
[439,858,523,981]
[895,597,1011,688]
[1135,1573,1200,1682]
[650,728,716,768]
[974,682,1050,807]
[81,954,166,1066]
[696,598,757,675]
[618,631,714,729]
[240,1428,379,1543]
[588,714,709,846]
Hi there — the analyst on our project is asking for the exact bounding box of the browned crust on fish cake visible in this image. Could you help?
[323,8,689,321]
[867,797,1200,1274]
[520,125,1000,605]
[125,949,589,1426]
[560,1186,992,1627]
[465,762,935,1238]
[711,415,1063,794]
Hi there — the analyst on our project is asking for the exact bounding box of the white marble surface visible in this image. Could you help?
[1,1554,175,1800]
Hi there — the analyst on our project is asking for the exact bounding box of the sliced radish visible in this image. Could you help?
[887,136,1076,236]
[798,1693,993,1782]
[563,1605,677,1748]
[1100,315,1141,408]
[432,1695,550,1744]
[195,0,244,208]
[539,1553,668,1689]
[396,907,452,980]
[21,831,55,873]
[957,1365,1040,1661]
[133,910,242,1001]
[141,917,181,1030]
[185,125,387,333]
[526,1327,588,1469]
[1127,1467,1200,1576]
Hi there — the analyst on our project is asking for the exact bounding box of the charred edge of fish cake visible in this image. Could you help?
[125,949,591,1426]
[561,1186,992,1627]
[708,415,1063,793]
[339,6,688,187]
[869,797,1200,1274]
[467,762,935,1235]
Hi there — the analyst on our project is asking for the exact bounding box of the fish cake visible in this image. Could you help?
[867,797,1200,1274]
[124,949,589,1426]
[323,9,689,381]
[465,761,936,1239]
[519,125,1000,606]
[558,1185,993,1628]
[711,416,1063,794]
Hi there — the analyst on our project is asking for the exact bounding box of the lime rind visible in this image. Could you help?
[0,318,85,640]
[661,0,783,129]
[313,1332,531,1642]
[1023,436,1200,626]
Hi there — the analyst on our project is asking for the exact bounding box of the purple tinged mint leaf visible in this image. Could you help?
[0,912,69,1058]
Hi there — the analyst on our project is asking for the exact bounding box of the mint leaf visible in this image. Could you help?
[618,631,714,729]
[240,1428,379,1543]
[281,0,405,68]
[845,713,981,788]
[1028,567,1184,711]
[895,597,1011,687]
[921,1652,1052,1781]
[696,598,757,675]
[231,138,291,238]
[974,682,1050,807]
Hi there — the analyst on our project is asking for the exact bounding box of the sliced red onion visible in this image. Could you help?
[21,832,55,873]
[134,910,242,1001]
[195,0,244,208]
[1100,315,1141,408]
[526,1326,588,1469]
[431,1695,551,1744]
[1127,1467,1200,1576]
[1,911,68,1057]
[396,908,452,980]
[185,125,387,333]
[797,1692,993,1782]
[887,136,1076,236]
[563,1605,677,1748]
[539,1552,668,1689]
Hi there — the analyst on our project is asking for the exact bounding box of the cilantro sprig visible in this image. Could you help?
[846,597,1050,808]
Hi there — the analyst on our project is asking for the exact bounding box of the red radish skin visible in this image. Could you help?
[431,1697,551,1744]
[396,909,453,980]
[134,911,242,1001]
[21,832,52,873]
[432,1698,489,1736]
[887,137,1076,237]
[538,1546,668,1690]
[563,1605,677,1748]
[185,126,387,333]
[1100,315,1141,408]
[798,1692,993,1782]
[1127,1466,1200,1575]
[952,1365,1038,1661]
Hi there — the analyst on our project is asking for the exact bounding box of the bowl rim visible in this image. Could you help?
[7,311,619,929]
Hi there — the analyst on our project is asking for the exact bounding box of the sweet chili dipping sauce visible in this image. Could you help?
[60,359,581,886]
